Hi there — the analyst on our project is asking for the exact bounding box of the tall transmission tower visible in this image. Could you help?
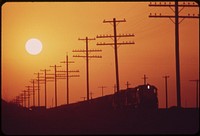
[149,1,199,108]
[163,75,170,109]
[73,37,102,101]
[60,54,80,104]
[96,18,135,94]
[189,79,199,108]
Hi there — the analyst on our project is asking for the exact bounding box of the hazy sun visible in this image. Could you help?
[25,38,43,55]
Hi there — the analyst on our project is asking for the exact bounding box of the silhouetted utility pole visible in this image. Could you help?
[60,54,79,104]
[73,37,102,101]
[98,86,107,96]
[34,72,43,107]
[149,1,199,108]
[49,65,62,107]
[40,69,53,108]
[50,65,68,107]
[25,86,32,108]
[19,93,25,107]
[22,90,27,108]
[142,75,148,85]
[15,95,23,107]
[90,92,94,99]
[30,79,38,107]
[125,81,131,89]
[81,97,86,101]
[163,76,170,109]
[97,18,135,94]
[113,84,116,93]
[189,79,199,108]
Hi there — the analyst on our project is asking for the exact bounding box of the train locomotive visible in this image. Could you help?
[112,84,158,109]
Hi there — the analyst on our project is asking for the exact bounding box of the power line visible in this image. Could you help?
[97,18,135,95]
[149,1,199,108]
[73,37,102,101]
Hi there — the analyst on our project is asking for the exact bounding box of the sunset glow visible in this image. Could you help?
[2,2,199,109]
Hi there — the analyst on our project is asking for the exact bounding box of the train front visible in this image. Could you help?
[136,84,158,109]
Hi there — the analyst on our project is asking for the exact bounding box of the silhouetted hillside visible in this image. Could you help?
[1,98,199,135]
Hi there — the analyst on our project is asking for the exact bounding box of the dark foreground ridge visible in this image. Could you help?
[1,98,199,135]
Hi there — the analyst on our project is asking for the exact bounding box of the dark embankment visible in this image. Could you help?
[1,97,199,135]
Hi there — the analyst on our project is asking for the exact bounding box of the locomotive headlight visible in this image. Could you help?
[147,85,150,89]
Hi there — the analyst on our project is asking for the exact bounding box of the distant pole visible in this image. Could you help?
[50,65,62,107]
[40,69,51,108]
[66,55,70,104]
[163,76,170,109]
[125,81,131,89]
[34,72,43,107]
[142,75,148,85]
[90,92,93,99]
[22,90,26,108]
[30,79,36,107]
[60,54,79,105]
[25,86,31,108]
[32,80,35,107]
[113,84,116,93]
[190,79,199,108]
[81,97,86,101]
[99,86,106,96]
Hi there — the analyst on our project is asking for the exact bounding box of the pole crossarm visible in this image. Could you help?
[72,49,102,52]
[78,37,95,41]
[149,14,199,18]
[73,55,102,58]
[97,41,135,46]
[149,2,199,7]
[60,61,75,63]
[103,18,126,23]
[97,34,134,38]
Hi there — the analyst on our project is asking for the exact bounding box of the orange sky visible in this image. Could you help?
[2,2,199,108]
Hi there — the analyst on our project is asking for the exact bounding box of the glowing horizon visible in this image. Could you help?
[2,2,199,108]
